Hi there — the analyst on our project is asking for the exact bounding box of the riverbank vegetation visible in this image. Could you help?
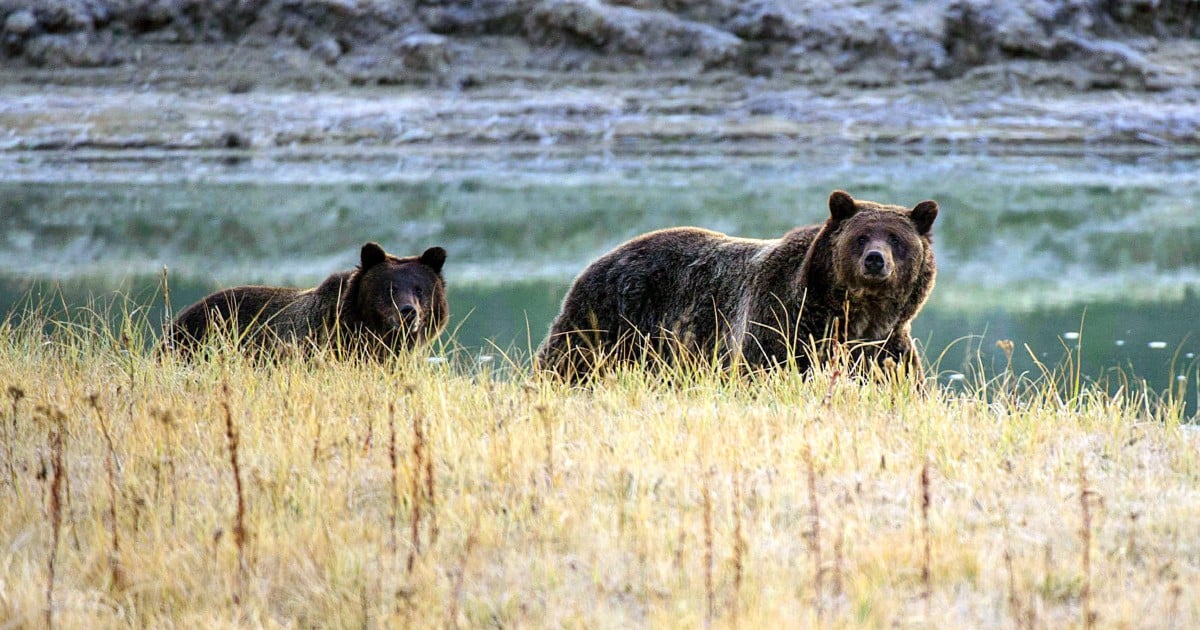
[1,298,1197,627]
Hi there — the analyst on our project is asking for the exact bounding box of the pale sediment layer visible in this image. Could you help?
[1,0,1198,151]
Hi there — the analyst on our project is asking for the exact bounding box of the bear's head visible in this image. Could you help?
[825,190,938,298]
[353,242,448,350]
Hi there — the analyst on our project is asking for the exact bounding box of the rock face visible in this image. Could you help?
[3,8,35,35]
[0,0,1195,90]
[526,0,743,68]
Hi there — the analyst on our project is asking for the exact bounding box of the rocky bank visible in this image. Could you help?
[1,0,1198,151]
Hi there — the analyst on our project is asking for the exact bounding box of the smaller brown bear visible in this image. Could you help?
[535,190,938,381]
[165,242,448,360]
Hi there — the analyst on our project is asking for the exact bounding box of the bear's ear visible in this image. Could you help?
[909,200,938,235]
[828,190,858,224]
[361,242,387,270]
[419,246,447,274]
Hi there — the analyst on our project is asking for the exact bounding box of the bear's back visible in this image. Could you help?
[168,285,314,354]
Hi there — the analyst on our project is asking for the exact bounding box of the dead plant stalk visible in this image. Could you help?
[1079,456,1095,630]
[407,411,426,574]
[702,466,715,628]
[388,402,399,558]
[45,407,65,630]
[731,469,746,628]
[920,461,932,616]
[806,449,823,622]
[87,393,124,590]
[222,382,248,606]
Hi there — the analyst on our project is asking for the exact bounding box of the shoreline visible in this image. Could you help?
[2,1,1197,154]
[2,75,1198,154]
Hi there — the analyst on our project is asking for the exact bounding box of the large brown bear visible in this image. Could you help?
[535,190,938,381]
[165,242,448,360]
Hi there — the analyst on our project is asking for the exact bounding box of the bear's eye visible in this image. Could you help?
[414,287,424,299]
[887,234,901,247]
[856,235,869,247]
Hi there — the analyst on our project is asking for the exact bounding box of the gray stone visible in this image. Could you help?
[23,32,117,67]
[35,0,97,32]
[4,9,37,36]
[396,33,450,73]
[309,36,343,64]
[527,0,742,66]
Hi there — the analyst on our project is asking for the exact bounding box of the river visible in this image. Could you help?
[2,146,1197,410]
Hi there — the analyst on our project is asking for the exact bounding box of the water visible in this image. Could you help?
[2,147,1198,409]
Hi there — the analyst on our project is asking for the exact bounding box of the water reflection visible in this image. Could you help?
[1,148,1197,411]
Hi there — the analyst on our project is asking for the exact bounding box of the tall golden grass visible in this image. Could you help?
[0,297,1197,628]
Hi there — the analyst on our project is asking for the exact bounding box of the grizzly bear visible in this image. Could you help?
[165,242,448,360]
[535,190,938,381]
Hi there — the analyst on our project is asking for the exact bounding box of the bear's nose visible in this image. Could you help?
[399,304,418,321]
[864,251,886,275]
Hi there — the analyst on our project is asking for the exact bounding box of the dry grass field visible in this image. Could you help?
[1,298,1198,628]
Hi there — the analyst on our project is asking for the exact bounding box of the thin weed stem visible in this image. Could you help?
[446,518,480,630]
[1079,454,1095,630]
[44,406,65,630]
[312,404,323,465]
[538,404,554,485]
[4,385,24,490]
[160,266,172,343]
[731,468,746,629]
[407,410,426,574]
[425,426,438,546]
[153,408,179,526]
[362,409,374,456]
[806,449,823,622]
[832,522,844,599]
[388,402,399,559]
[702,465,715,629]
[221,382,248,607]
[1167,580,1182,630]
[87,393,125,591]
[1003,514,1021,625]
[920,461,932,618]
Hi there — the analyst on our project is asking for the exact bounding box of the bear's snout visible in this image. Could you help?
[397,304,421,331]
[383,303,421,332]
[863,250,889,277]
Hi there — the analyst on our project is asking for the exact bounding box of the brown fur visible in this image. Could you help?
[165,242,449,360]
[535,190,938,381]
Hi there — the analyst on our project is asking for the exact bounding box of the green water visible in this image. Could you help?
[2,148,1198,408]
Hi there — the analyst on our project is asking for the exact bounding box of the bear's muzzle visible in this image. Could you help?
[862,250,892,278]
[385,303,422,334]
